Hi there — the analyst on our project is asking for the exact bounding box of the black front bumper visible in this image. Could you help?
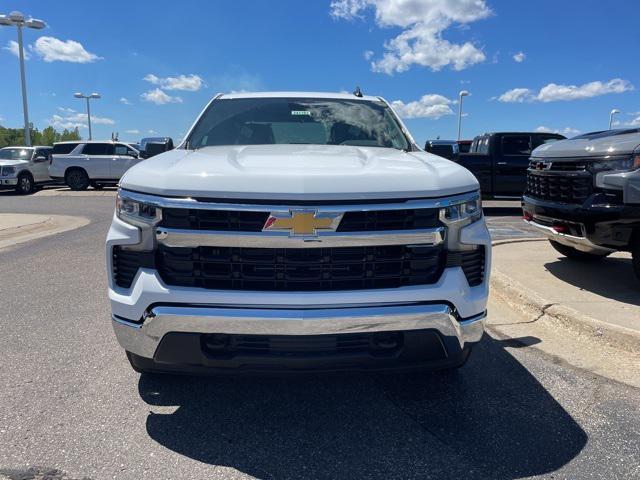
[127,329,473,375]
[522,194,640,250]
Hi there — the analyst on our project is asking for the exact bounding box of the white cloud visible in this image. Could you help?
[513,51,525,63]
[144,73,204,91]
[622,116,640,127]
[148,129,157,134]
[120,97,132,105]
[4,40,30,60]
[330,0,491,73]
[363,50,374,60]
[125,129,140,134]
[49,111,115,129]
[390,94,454,119]
[497,88,534,103]
[535,126,581,137]
[31,36,101,63]
[498,78,634,103]
[537,79,633,102]
[140,88,183,105]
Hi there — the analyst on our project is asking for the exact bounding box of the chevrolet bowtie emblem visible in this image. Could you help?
[263,210,343,236]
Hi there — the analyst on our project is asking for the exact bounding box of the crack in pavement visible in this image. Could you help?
[489,303,557,327]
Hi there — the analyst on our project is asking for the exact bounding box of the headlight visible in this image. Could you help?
[1,166,16,176]
[592,149,640,173]
[440,196,482,225]
[116,192,161,226]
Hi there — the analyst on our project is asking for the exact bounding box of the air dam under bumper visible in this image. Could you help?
[113,303,485,373]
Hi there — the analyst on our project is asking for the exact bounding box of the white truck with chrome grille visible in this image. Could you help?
[106,92,491,374]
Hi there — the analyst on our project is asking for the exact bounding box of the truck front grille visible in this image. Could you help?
[159,207,440,232]
[525,171,593,204]
[155,244,446,291]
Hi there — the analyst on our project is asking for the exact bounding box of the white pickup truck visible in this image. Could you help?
[106,92,491,374]
[49,140,143,190]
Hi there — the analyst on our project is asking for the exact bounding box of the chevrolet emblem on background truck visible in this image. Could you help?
[262,210,343,236]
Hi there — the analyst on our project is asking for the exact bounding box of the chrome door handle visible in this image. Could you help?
[497,162,507,165]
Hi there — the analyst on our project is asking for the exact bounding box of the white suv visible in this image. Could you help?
[49,141,142,190]
[0,146,53,194]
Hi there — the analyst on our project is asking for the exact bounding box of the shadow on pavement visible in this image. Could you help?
[138,337,586,479]
[545,257,640,306]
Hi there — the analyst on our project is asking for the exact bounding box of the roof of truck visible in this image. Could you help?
[217,91,383,102]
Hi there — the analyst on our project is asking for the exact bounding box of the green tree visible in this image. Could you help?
[0,124,81,147]
[41,126,58,146]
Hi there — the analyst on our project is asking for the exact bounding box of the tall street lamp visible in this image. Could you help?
[609,109,620,130]
[457,90,470,141]
[74,92,101,140]
[0,11,46,147]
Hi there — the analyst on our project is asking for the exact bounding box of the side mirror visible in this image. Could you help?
[139,150,149,159]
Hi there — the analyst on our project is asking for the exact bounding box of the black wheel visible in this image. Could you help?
[632,239,640,282]
[15,173,34,194]
[65,168,90,191]
[549,240,609,261]
[90,181,104,190]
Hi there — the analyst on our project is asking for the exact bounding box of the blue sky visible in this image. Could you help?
[1,0,639,145]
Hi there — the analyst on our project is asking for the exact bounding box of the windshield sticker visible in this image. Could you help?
[291,110,312,116]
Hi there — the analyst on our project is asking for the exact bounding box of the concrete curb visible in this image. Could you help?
[0,214,90,250]
[490,240,640,354]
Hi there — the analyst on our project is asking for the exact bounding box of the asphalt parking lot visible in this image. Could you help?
[0,188,638,480]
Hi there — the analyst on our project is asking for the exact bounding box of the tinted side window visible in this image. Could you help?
[114,145,128,155]
[35,148,51,159]
[52,143,79,154]
[430,145,454,157]
[82,143,114,155]
[502,135,531,155]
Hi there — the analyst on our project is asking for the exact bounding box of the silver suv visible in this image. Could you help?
[0,146,53,194]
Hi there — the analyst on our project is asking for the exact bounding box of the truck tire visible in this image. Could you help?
[65,168,90,191]
[632,239,640,282]
[15,172,34,194]
[549,240,609,261]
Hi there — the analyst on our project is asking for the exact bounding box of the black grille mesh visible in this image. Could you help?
[525,172,593,204]
[156,244,446,292]
[446,247,485,287]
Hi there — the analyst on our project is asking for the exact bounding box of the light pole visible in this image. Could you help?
[457,90,469,141]
[74,92,101,140]
[609,109,620,130]
[0,11,46,147]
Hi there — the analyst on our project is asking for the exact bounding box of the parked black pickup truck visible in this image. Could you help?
[456,132,566,197]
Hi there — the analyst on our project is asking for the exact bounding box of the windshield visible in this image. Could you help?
[187,97,411,151]
[0,148,33,160]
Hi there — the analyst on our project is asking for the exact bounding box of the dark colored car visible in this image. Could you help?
[456,132,565,197]
[457,140,472,153]
[522,129,640,280]
[424,140,459,160]
[139,137,174,158]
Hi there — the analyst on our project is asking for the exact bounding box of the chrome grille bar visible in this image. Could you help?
[155,226,445,248]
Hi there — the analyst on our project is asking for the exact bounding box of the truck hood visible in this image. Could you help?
[0,160,28,168]
[533,130,640,159]
[120,145,478,200]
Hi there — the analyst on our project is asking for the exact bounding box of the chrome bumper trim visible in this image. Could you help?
[524,219,614,254]
[119,189,480,212]
[155,226,445,248]
[112,303,486,359]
